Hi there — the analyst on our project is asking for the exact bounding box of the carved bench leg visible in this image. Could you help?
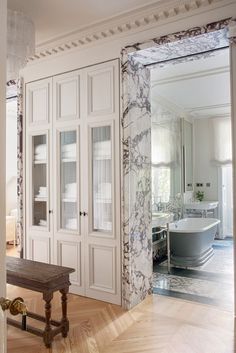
[60,287,69,338]
[43,291,53,348]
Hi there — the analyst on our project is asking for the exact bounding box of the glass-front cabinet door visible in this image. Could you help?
[31,132,49,229]
[58,129,79,233]
[89,123,114,236]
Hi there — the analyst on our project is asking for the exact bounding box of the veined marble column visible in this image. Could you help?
[121,53,152,310]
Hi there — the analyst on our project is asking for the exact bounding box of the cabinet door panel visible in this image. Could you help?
[54,73,80,121]
[26,78,51,127]
[88,244,116,293]
[87,65,114,117]
[30,236,51,263]
[57,240,81,285]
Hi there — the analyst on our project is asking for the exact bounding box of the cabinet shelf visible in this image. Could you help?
[34,160,47,165]
[94,199,111,204]
[34,197,47,202]
[61,158,76,163]
[62,198,77,203]
[94,156,111,161]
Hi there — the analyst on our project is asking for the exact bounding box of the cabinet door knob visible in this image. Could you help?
[80,211,88,216]
[49,210,53,214]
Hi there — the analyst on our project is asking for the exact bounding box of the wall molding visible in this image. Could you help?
[152,65,229,87]
[28,0,231,62]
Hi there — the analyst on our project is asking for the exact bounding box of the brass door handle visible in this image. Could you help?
[0,297,27,316]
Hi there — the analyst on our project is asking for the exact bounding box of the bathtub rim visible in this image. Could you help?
[169,217,220,233]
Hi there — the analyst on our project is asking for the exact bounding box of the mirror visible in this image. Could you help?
[182,119,193,192]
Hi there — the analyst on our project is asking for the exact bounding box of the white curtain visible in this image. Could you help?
[211,117,232,164]
[152,122,179,167]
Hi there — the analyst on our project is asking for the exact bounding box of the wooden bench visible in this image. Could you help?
[6,256,75,348]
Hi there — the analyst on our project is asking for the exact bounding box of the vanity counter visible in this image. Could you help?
[152,212,174,227]
[184,201,218,211]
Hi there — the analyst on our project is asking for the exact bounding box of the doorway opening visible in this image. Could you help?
[151,48,233,312]
[122,20,234,311]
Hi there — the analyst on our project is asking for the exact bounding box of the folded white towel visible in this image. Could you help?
[39,219,47,226]
[65,218,77,230]
[34,152,47,161]
[93,141,111,156]
[62,143,76,152]
[36,186,47,198]
[65,183,76,193]
[61,152,76,159]
[62,193,76,200]
[35,144,46,152]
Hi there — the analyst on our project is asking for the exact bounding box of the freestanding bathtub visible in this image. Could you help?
[169,218,220,267]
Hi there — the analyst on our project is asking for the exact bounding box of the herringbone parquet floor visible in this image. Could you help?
[5,247,235,353]
[7,285,235,353]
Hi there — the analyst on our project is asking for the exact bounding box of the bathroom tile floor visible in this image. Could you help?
[153,238,234,311]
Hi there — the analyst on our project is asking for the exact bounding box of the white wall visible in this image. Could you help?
[193,118,219,200]
[6,101,17,215]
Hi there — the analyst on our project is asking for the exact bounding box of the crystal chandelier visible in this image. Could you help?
[7,9,35,81]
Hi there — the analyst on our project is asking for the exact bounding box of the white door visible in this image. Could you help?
[82,60,121,305]
[0,0,7,351]
[25,78,53,263]
[53,71,85,296]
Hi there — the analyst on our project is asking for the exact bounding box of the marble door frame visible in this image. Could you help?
[7,78,24,258]
[121,18,236,310]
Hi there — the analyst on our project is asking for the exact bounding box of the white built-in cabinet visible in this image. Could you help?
[25,60,121,305]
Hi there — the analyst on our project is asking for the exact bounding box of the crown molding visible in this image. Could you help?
[152,94,230,119]
[189,102,230,112]
[28,0,231,62]
[151,66,229,87]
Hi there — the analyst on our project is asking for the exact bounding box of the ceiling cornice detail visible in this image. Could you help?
[151,65,229,87]
[28,0,229,62]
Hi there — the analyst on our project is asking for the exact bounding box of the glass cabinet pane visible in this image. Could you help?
[60,130,78,231]
[92,126,112,233]
[32,134,48,227]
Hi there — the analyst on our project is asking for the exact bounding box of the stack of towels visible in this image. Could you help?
[61,143,76,159]
[34,144,46,161]
[39,219,47,227]
[65,218,77,230]
[35,186,47,199]
[93,141,111,159]
[63,183,76,199]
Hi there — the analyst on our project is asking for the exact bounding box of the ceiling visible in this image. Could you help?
[151,49,230,120]
[7,0,162,46]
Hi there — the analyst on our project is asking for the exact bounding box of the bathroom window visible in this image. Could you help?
[152,166,171,207]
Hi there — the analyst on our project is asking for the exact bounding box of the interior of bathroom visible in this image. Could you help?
[151,47,234,311]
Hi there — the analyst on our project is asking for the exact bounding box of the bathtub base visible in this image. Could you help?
[171,247,214,268]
